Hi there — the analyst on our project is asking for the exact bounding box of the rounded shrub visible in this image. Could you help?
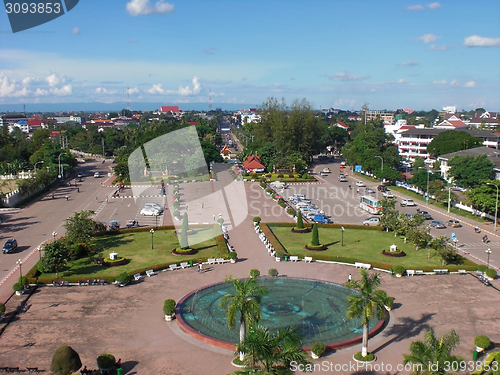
[354,351,374,362]
[311,342,326,356]
[286,208,296,216]
[253,216,261,223]
[12,282,23,292]
[18,275,29,286]
[485,268,497,279]
[0,302,5,315]
[474,335,491,349]
[393,265,406,275]
[265,188,272,194]
[228,252,237,260]
[96,353,116,370]
[385,296,394,309]
[163,299,176,315]
[268,268,279,277]
[173,210,180,217]
[115,273,132,285]
[477,264,488,272]
[50,345,82,375]
[250,269,260,278]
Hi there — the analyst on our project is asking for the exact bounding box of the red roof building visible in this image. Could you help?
[243,155,265,172]
[160,105,180,113]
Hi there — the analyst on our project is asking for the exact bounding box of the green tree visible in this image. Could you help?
[448,154,494,189]
[296,209,304,229]
[50,345,82,375]
[345,269,389,358]
[403,328,462,375]
[179,212,189,249]
[311,223,320,246]
[63,210,103,247]
[40,240,70,277]
[465,180,499,213]
[427,130,482,157]
[234,324,311,374]
[219,276,267,361]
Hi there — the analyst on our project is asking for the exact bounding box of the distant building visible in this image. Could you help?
[158,105,181,116]
[437,146,500,182]
[242,155,265,173]
[51,115,85,125]
[220,144,231,160]
[366,110,395,125]
[434,114,468,130]
[240,109,261,126]
[1,113,28,127]
[468,111,499,130]
[8,120,30,133]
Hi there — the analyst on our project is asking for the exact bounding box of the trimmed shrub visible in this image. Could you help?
[228,251,237,260]
[354,351,374,362]
[260,182,266,189]
[288,174,294,178]
[278,200,286,208]
[302,173,309,179]
[12,282,23,292]
[250,269,260,278]
[393,265,406,275]
[173,210,180,217]
[485,268,497,279]
[115,272,132,285]
[96,353,116,370]
[265,188,272,194]
[18,275,29,286]
[311,224,320,246]
[286,208,296,216]
[0,302,5,315]
[253,216,262,223]
[163,299,176,315]
[311,342,326,356]
[268,268,279,277]
[385,296,394,309]
[477,264,488,272]
[475,335,491,349]
[277,174,284,178]
[296,209,304,229]
[50,345,82,375]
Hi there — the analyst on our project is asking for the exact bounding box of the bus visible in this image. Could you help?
[359,195,381,214]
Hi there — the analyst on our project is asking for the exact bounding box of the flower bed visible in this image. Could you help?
[291,227,311,233]
[172,248,198,255]
[102,257,129,267]
[382,250,406,257]
[305,244,327,251]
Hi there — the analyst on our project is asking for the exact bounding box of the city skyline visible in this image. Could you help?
[0,0,499,111]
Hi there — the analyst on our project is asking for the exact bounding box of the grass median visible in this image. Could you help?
[266,224,477,271]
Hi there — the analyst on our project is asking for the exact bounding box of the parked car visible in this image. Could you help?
[145,203,164,213]
[363,217,380,226]
[419,211,433,220]
[447,219,461,228]
[140,207,161,216]
[450,185,466,192]
[400,198,416,207]
[3,239,18,254]
[377,185,388,192]
[314,215,332,224]
[382,190,394,198]
[429,220,446,229]
[93,172,100,178]
[365,188,375,194]
[322,168,331,173]
[77,172,83,178]
[338,174,348,182]
[320,172,327,176]
[355,181,365,187]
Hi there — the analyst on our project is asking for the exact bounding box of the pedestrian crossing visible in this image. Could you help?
[111,195,165,199]
[457,242,500,249]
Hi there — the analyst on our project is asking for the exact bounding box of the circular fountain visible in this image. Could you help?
[176,277,386,350]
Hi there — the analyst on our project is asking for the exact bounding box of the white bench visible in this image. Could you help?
[458,269,467,274]
[169,264,179,271]
[434,269,448,275]
[355,262,371,269]
[180,262,189,269]
[406,270,415,276]
[133,273,142,281]
[415,270,424,275]
[207,258,216,265]
[146,270,156,277]
[304,256,313,263]
[290,256,299,262]
[216,258,225,264]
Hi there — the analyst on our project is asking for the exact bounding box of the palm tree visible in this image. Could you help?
[234,324,311,374]
[403,327,462,375]
[219,276,267,361]
[346,268,389,358]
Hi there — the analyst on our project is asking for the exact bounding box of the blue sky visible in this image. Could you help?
[0,0,499,111]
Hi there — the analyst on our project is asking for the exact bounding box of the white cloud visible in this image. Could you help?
[398,79,407,84]
[45,73,66,87]
[399,60,419,66]
[427,44,452,51]
[51,84,72,96]
[464,81,476,88]
[147,83,165,94]
[71,27,80,35]
[427,2,441,9]
[178,76,201,95]
[329,72,370,81]
[126,0,174,16]
[415,34,440,44]
[464,35,500,47]
[127,87,139,94]
[96,87,117,94]
[450,80,459,86]
[22,76,38,85]
[432,80,447,85]
[35,88,49,96]
[406,4,424,10]
[0,73,21,97]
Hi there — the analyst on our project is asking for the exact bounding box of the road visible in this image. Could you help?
[280,156,499,271]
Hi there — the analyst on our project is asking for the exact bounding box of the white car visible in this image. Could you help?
[382,191,394,198]
[355,181,365,187]
[400,198,416,207]
[363,217,380,226]
[140,207,161,216]
[93,172,100,178]
[145,203,164,213]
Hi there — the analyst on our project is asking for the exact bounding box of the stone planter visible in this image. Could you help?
[230,259,236,264]
[165,314,174,321]
[275,257,281,262]
[15,290,23,296]
[395,274,402,278]
[311,353,319,360]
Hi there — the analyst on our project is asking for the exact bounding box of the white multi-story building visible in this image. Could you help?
[8,120,30,133]
[240,109,261,126]
[438,146,500,182]
[51,116,85,125]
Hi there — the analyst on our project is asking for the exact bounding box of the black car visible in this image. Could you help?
[3,239,18,254]
[377,185,388,192]
[419,211,433,220]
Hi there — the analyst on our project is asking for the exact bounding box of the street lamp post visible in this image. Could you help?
[154,213,158,229]
[52,231,57,240]
[374,156,383,182]
[34,161,44,174]
[16,259,22,278]
[341,226,345,246]
[486,183,499,232]
[448,187,451,213]
[58,153,62,178]
[418,167,430,205]
[150,228,155,249]
[38,246,42,260]
[486,248,491,268]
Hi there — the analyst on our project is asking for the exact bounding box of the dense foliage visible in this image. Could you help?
[50,345,82,375]
[448,154,494,188]
[426,130,482,157]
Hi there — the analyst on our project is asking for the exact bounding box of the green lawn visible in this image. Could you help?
[35,226,224,282]
[267,224,477,271]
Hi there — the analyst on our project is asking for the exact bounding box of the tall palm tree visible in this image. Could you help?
[219,276,267,361]
[234,324,311,375]
[346,268,389,358]
[403,327,462,375]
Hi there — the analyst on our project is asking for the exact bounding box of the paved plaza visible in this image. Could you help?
[0,183,499,374]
